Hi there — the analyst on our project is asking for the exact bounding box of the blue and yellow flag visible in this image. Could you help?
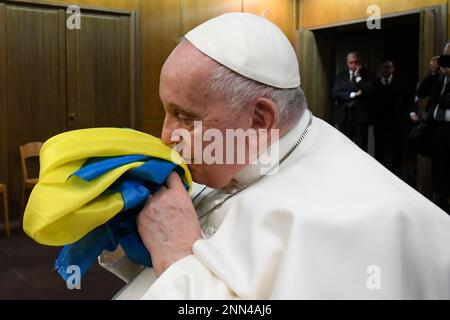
[23,128,192,281]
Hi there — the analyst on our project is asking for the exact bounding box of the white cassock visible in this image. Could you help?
[100,110,450,299]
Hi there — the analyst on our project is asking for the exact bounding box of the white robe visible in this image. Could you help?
[101,111,450,299]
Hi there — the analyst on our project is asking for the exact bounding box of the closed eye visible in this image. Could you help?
[164,103,202,128]
[177,113,195,126]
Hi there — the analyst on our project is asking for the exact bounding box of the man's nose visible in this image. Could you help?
[161,115,179,146]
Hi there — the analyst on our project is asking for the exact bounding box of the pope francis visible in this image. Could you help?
[99,12,450,299]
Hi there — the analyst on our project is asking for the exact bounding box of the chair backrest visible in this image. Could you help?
[20,142,43,181]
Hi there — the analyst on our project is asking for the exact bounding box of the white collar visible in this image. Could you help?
[382,74,393,82]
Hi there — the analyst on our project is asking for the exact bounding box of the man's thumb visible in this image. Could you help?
[166,171,184,191]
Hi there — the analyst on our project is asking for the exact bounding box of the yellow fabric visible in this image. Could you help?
[23,128,192,246]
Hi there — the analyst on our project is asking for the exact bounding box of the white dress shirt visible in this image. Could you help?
[349,70,362,98]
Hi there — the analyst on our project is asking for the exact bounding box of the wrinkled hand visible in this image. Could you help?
[137,172,202,276]
[354,65,361,77]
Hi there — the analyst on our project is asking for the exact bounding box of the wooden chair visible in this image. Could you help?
[20,142,43,216]
[0,183,10,237]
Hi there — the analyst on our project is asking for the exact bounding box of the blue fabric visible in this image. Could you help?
[55,156,188,282]
[127,158,178,184]
[71,155,151,181]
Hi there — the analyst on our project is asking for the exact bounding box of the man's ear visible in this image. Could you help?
[249,98,279,130]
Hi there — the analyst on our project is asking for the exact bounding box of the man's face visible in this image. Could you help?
[380,62,394,78]
[443,44,450,55]
[430,59,439,73]
[443,66,450,77]
[159,41,251,188]
[347,55,360,72]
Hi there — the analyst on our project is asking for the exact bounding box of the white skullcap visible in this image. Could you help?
[185,12,301,89]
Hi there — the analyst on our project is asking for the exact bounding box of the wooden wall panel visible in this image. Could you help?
[300,0,446,30]
[448,0,450,36]
[66,13,133,130]
[181,0,242,34]
[4,4,67,215]
[141,119,165,138]
[140,0,180,120]
[243,0,295,44]
[12,0,139,11]
[296,30,331,120]
[0,4,8,188]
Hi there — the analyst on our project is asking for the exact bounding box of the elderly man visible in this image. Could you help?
[331,52,375,152]
[100,13,450,299]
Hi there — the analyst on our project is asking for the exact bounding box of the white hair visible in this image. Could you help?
[207,63,307,129]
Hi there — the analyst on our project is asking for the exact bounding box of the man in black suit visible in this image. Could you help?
[411,56,441,121]
[373,60,413,176]
[426,55,450,213]
[332,52,375,151]
[412,41,450,120]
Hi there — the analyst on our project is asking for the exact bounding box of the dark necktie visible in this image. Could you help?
[350,72,356,85]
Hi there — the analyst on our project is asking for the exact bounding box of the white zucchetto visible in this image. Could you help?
[185,12,301,89]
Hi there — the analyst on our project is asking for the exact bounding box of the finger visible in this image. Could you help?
[166,171,184,191]
[148,185,167,201]
[155,185,168,195]
[144,192,155,205]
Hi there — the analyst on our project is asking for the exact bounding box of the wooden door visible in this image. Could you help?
[66,11,136,130]
[0,3,67,218]
[296,29,334,121]
[0,2,137,221]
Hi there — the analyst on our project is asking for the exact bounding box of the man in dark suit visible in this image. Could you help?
[412,41,450,120]
[411,56,441,121]
[425,55,450,213]
[373,60,413,176]
[332,52,375,151]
